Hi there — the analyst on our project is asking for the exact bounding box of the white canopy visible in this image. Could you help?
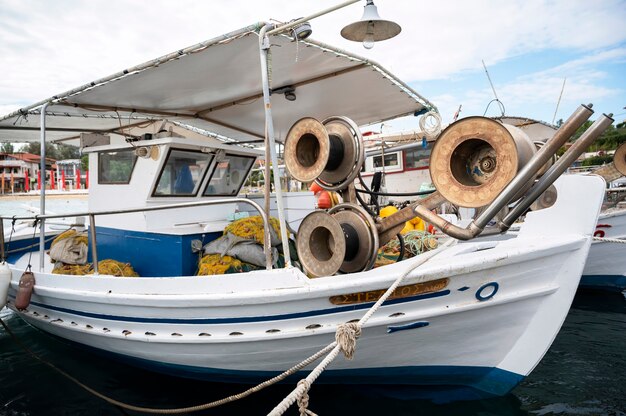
[0,23,435,146]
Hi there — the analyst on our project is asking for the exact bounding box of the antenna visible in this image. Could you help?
[481,60,505,117]
[552,78,567,125]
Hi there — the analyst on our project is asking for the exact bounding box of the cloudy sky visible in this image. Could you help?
[1,0,625,133]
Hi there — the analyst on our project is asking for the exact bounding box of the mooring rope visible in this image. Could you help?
[268,239,456,416]
[593,236,626,244]
[0,315,334,414]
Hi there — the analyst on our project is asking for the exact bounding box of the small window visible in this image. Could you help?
[98,150,137,184]
[405,145,432,170]
[371,152,401,172]
[154,149,213,196]
[204,154,255,196]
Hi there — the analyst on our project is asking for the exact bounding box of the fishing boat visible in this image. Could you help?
[0,5,616,408]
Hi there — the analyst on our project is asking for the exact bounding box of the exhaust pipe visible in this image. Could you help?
[501,112,615,229]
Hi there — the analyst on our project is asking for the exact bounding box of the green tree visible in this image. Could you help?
[56,143,81,160]
[19,142,59,159]
[1,142,14,153]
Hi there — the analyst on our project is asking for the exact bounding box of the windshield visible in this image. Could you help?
[154,149,213,196]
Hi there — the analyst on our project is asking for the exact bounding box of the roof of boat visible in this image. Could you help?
[0,23,436,146]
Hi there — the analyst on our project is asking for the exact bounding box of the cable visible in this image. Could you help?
[396,233,405,262]
[354,187,436,198]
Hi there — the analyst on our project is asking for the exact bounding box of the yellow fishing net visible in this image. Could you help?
[197,254,246,276]
[52,259,139,277]
[51,229,89,247]
[223,216,282,244]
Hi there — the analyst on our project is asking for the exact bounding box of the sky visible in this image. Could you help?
[1,0,625,135]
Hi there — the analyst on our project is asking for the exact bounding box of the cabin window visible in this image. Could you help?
[370,152,402,173]
[98,150,137,184]
[405,145,432,170]
[204,154,255,196]
[154,149,213,196]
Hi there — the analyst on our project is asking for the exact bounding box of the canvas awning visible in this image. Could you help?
[0,23,436,146]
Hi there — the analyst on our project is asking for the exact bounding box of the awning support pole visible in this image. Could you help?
[259,24,292,268]
[39,102,49,271]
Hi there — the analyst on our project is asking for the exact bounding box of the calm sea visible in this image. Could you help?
[1,198,625,415]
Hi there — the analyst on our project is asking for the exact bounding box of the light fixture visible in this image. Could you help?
[340,0,401,49]
[291,20,312,41]
[272,86,297,101]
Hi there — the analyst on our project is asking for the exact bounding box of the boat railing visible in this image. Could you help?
[0,197,273,273]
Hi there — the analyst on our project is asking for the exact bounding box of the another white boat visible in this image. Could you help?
[0,11,615,407]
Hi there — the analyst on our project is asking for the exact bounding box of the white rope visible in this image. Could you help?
[419,110,442,140]
[268,239,457,416]
[593,236,626,244]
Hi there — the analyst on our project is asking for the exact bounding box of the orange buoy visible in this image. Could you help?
[15,271,35,311]
[309,182,323,194]
[317,191,332,209]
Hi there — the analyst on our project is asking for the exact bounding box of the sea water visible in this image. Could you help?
[0,198,625,415]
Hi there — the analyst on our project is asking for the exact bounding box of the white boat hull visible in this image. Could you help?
[5,175,605,401]
[581,208,626,292]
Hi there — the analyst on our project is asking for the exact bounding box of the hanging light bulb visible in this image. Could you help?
[341,0,401,49]
[362,22,375,49]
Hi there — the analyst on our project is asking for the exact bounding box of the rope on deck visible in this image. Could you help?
[593,236,626,244]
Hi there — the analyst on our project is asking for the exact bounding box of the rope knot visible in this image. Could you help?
[335,322,361,360]
[296,379,313,416]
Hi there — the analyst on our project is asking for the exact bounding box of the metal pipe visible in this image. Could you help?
[259,25,292,268]
[0,219,5,261]
[39,102,49,271]
[502,113,615,229]
[473,103,594,229]
[266,0,360,36]
[89,214,98,275]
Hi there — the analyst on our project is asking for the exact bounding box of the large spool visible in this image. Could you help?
[296,204,378,277]
[429,116,536,208]
[284,116,364,191]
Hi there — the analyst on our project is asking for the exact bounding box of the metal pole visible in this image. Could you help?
[259,25,292,267]
[0,219,5,262]
[39,102,49,271]
[266,0,360,36]
[502,113,615,228]
[89,214,98,275]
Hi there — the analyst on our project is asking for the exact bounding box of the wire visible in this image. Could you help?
[483,99,506,117]
[354,187,436,198]
[396,233,405,262]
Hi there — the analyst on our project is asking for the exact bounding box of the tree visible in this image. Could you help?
[19,142,59,159]
[1,142,14,153]
[56,143,81,160]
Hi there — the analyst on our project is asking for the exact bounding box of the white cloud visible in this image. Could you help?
[0,0,625,120]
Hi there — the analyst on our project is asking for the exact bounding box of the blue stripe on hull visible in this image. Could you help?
[579,274,626,292]
[58,337,524,403]
[27,289,450,324]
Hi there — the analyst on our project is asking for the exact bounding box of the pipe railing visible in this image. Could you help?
[1,197,272,274]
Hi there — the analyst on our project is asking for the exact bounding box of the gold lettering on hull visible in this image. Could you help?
[329,278,449,305]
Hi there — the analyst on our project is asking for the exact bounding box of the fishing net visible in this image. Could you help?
[374,230,439,268]
[52,259,139,277]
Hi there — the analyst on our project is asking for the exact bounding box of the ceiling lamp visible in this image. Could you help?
[340,0,401,49]
[291,20,313,41]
